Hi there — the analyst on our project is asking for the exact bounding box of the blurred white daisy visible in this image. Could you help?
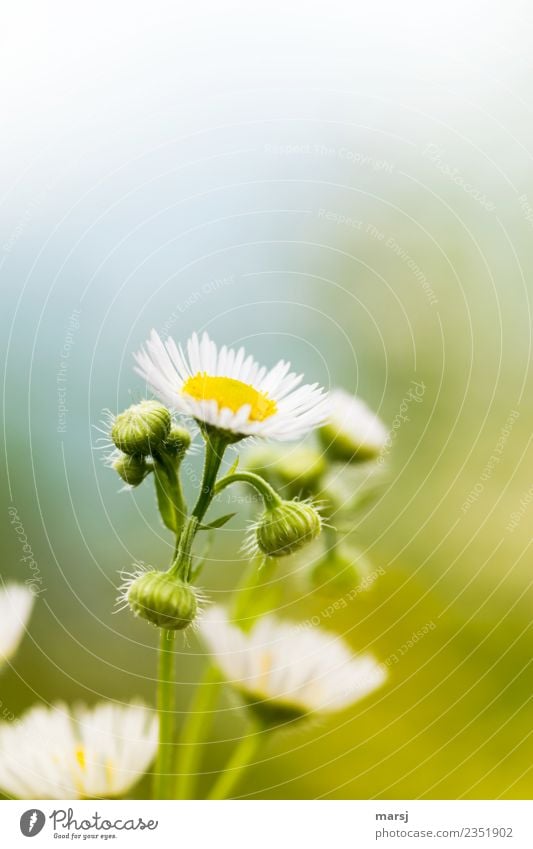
[0,701,157,799]
[320,388,388,462]
[200,606,386,721]
[134,330,328,441]
[0,584,34,667]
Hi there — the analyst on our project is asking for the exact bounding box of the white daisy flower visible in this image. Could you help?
[0,701,157,799]
[0,583,34,667]
[134,330,328,441]
[200,606,386,721]
[320,388,388,462]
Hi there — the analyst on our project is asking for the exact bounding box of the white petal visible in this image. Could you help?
[132,331,328,441]
[0,701,157,800]
[0,584,34,666]
[199,607,385,714]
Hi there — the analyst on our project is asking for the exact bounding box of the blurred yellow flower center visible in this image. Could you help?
[105,759,114,791]
[258,651,273,690]
[75,747,86,769]
[182,374,277,422]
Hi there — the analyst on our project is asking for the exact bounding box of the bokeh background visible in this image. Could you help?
[1,1,531,799]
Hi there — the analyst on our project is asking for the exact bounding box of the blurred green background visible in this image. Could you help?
[1,1,531,800]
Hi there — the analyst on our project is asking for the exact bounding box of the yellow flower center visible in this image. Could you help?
[75,747,86,769]
[258,651,273,691]
[105,759,115,794]
[182,374,277,422]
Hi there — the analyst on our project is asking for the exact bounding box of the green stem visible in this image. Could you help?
[153,456,187,536]
[169,515,198,580]
[232,556,279,632]
[215,470,281,508]
[174,665,222,799]
[173,555,276,798]
[207,720,265,800]
[324,523,340,557]
[168,432,232,798]
[191,430,229,524]
[154,629,176,799]
[169,437,278,799]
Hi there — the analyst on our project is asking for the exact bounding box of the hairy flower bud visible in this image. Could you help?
[317,461,386,518]
[162,425,192,460]
[111,401,171,456]
[113,453,151,487]
[246,445,325,499]
[127,571,198,630]
[320,389,387,463]
[255,500,322,558]
[310,545,372,594]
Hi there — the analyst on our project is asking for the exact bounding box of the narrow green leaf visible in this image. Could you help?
[197,512,237,531]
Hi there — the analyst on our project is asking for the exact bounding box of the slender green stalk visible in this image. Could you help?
[170,435,279,798]
[174,549,275,798]
[215,470,281,508]
[169,515,198,580]
[174,665,221,799]
[170,430,231,798]
[324,523,340,557]
[153,455,187,536]
[207,720,265,800]
[154,629,176,799]
[232,556,279,631]
[192,430,229,524]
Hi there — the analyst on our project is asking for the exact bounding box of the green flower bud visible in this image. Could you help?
[111,401,171,456]
[241,693,308,726]
[246,445,325,499]
[310,546,372,594]
[162,425,191,460]
[127,570,198,630]
[255,500,322,558]
[244,446,281,487]
[318,462,386,517]
[113,453,151,487]
[319,389,387,464]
